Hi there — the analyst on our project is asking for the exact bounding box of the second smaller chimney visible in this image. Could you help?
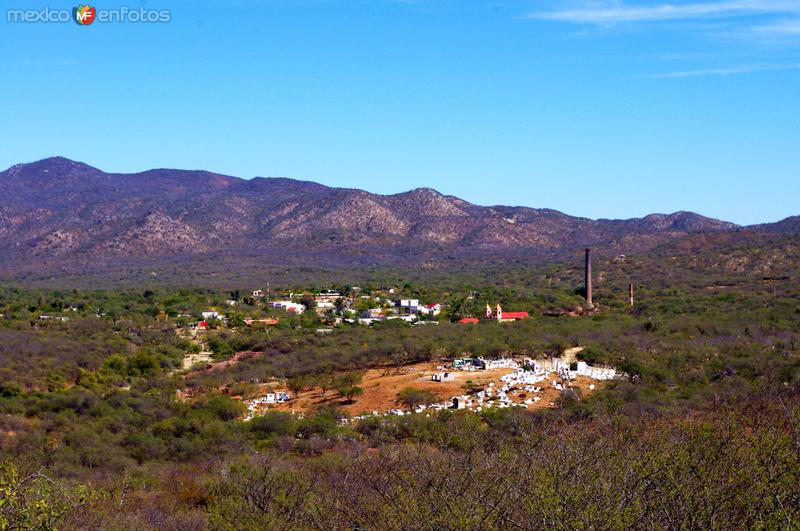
[629,283,634,306]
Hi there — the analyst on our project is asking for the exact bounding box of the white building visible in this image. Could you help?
[269,301,306,314]
[315,291,341,303]
[419,303,442,316]
[395,299,420,312]
[361,308,384,319]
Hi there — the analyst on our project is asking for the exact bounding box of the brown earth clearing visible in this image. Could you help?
[241,361,603,416]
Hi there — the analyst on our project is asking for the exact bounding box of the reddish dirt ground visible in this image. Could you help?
[246,362,604,416]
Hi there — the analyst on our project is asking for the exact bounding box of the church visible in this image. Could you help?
[484,304,530,323]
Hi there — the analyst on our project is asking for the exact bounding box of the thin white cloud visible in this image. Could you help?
[752,18,800,34]
[529,1,800,24]
[642,63,800,77]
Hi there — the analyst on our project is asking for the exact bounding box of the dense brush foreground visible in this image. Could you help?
[44,399,795,529]
[1,242,800,529]
[5,399,800,529]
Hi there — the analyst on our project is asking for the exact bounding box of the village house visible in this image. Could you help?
[314,296,340,315]
[252,289,265,298]
[201,311,220,320]
[419,303,442,316]
[314,291,341,304]
[361,308,384,319]
[394,299,420,313]
[432,372,455,382]
[269,301,306,314]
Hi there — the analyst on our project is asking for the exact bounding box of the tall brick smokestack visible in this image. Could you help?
[584,248,594,309]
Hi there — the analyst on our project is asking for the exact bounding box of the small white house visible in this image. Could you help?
[315,291,340,303]
[201,311,220,320]
[395,299,420,312]
[252,290,265,298]
[269,301,306,314]
[432,372,455,382]
[361,308,384,319]
[419,303,442,316]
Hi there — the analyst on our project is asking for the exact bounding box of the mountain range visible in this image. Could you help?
[0,157,795,277]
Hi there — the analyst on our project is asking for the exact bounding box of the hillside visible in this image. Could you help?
[1,157,785,279]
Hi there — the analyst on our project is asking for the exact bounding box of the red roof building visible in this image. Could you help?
[500,312,529,321]
[458,317,480,324]
[485,304,530,322]
[422,302,442,316]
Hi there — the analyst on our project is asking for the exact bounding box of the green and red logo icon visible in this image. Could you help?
[73,5,96,25]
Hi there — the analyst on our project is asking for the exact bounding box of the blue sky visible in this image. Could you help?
[2,0,799,225]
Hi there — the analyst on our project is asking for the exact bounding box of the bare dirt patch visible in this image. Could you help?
[258,362,604,415]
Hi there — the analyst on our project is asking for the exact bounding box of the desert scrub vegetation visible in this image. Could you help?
[0,250,799,528]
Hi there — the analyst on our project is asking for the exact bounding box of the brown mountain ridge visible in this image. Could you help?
[2,156,789,276]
